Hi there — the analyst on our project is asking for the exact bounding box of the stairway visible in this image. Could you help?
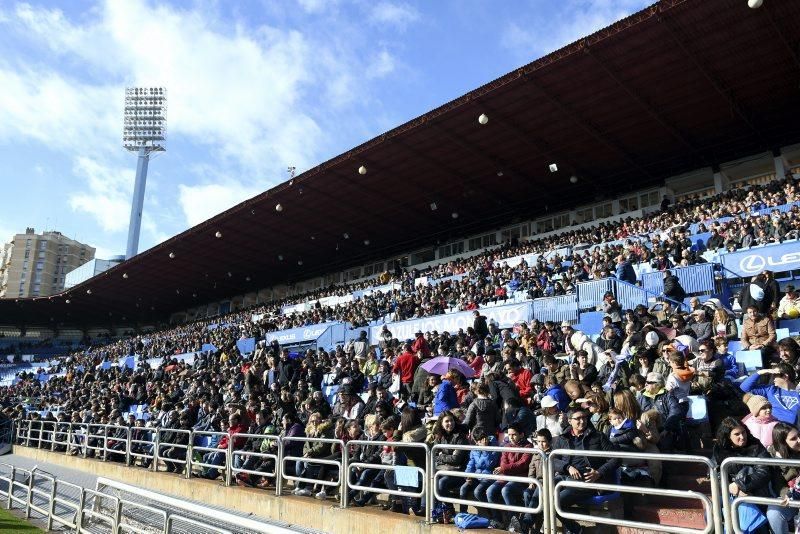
[616,458,713,534]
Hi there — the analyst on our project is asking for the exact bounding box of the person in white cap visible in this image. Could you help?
[535,395,567,438]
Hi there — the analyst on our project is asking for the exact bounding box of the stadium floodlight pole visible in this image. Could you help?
[123,87,167,259]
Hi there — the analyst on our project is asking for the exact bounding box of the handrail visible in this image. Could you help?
[189,429,230,483]
[430,443,548,531]
[155,427,191,478]
[547,448,721,534]
[346,439,430,522]
[614,277,686,311]
[280,436,347,505]
[229,432,281,494]
[720,456,800,534]
[117,498,168,534]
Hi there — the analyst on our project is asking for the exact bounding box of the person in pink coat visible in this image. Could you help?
[742,394,779,447]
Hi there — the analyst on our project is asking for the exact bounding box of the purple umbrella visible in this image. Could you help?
[420,356,475,378]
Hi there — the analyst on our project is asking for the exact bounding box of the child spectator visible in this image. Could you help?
[608,408,638,452]
[665,351,694,397]
[742,394,778,447]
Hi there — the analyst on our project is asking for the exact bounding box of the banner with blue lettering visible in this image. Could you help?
[265,322,339,345]
[721,242,800,278]
[236,337,256,355]
[369,302,532,345]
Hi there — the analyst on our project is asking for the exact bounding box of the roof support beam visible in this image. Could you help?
[765,7,800,72]
[522,76,657,184]
[426,122,553,202]
[476,100,595,185]
[584,48,709,168]
[659,13,769,149]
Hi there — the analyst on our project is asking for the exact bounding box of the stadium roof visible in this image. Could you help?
[3,0,800,328]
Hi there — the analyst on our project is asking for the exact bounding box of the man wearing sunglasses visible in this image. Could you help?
[550,408,620,534]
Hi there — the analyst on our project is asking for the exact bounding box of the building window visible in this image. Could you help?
[35,261,43,270]
[39,241,47,250]
[594,203,613,219]
[24,250,29,259]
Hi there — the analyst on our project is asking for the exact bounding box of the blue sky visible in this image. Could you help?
[0,0,652,259]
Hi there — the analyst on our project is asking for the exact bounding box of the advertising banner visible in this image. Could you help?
[721,242,800,278]
[369,302,532,344]
[265,322,339,345]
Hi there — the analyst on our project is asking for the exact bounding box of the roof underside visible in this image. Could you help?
[4,0,800,327]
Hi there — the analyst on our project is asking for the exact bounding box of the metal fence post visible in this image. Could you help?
[185,433,193,479]
[152,431,160,472]
[24,471,33,519]
[225,436,233,486]
[425,446,434,524]
[65,424,73,456]
[276,439,284,497]
[125,427,132,466]
[340,444,348,508]
[46,479,56,531]
[6,467,14,510]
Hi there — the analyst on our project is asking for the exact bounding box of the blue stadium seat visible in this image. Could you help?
[687,395,709,424]
[727,340,742,355]
[776,328,790,341]
[736,350,763,373]
[778,318,800,335]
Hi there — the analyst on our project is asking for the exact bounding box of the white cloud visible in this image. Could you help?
[366,49,397,79]
[0,0,405,238]
[177,182,262,227]
[369,2,419,30]
[68,156,135,233]
[296,0,336,14]
[501,0,650,58]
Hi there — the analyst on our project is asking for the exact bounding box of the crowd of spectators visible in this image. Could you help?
[3,175,800,533]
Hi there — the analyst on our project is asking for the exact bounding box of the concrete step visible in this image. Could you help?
[624,499,709,532]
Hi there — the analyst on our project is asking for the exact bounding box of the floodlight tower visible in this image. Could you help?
[123,87,167,259]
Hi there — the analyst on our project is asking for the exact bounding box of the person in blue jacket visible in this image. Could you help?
[615,255,637,285]
[458,429,500,513]
[740,363,800,425]
[433,370,460,416]
[544,376,571,413]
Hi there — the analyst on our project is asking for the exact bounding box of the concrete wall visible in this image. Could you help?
[13,446,458,534]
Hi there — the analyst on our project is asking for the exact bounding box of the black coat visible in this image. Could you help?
[551,427,621,482]
[712,441,774,498]
[663,273,687,303]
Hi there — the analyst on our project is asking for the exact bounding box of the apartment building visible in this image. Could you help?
[0,228,95,298]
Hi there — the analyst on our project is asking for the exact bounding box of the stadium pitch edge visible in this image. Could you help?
[11,445,463,534]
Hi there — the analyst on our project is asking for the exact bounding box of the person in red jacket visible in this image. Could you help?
[484,424,533,527]
[201,413,246,479]
[505,359,533,401]
[411,331,431,359]
[392,343,419,399]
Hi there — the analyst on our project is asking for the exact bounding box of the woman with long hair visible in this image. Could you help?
[712,417,773,505]
[430,410,469,523]
[712,308,739,341]
[766,423,800,534]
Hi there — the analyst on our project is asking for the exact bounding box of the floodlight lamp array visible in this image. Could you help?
[123,87,168,152]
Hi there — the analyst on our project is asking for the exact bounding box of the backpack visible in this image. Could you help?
[453,513,490,529]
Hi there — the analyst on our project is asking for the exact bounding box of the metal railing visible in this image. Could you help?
[347,439,430,521]
[230,432,281,494]
[117,499,168,533]
[720,456,800,534]
[430,443,548,531]
[80,488,119,533]
[155,427,192,477]
[20,418,800,533]
[547,449,721,534]
[189,430,231,484]
[280,436,346,504]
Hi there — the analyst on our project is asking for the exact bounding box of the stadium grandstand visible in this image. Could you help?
[3,0,800,533]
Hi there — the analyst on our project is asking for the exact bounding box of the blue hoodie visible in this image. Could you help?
[544,385,571,413]
[741,372,800,425]
[464,436,500,474]
[434,379,459,415]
